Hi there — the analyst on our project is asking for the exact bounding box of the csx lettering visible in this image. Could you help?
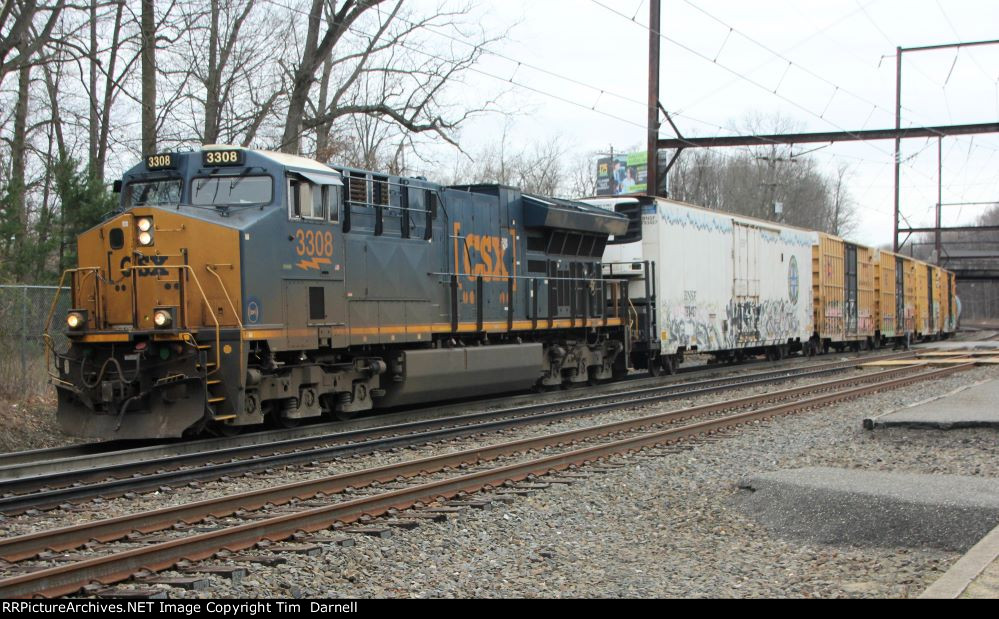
[120,255,169,277]
[460,233,509,283]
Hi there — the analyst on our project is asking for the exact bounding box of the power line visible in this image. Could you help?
[679,0,896,124]
[259,0,749,140]
[588,0,905,162]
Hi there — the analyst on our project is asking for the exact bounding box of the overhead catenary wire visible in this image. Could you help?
[256,0,998,227]
[679,0,899,124]
[588,0,914,161]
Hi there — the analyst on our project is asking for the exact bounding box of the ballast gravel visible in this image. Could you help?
[122,365,999,599]
[0,364,898,536]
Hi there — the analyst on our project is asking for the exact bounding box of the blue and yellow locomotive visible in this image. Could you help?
[49,147,632,439]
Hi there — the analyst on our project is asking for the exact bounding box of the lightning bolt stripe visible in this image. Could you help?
[296,257,332,270]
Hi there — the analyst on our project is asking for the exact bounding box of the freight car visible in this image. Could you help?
[582,196,818,371]
[812,233,878,353]
[47,147,632,439]
[873,249,917,348]
[584,195,959,367]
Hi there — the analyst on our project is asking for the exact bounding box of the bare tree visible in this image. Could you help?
[139,0,156,154]
[828,163,857,236]
[0,0,65,87]
[280,1,502,159]
[170,0,286,146]
[280,0,386,154]
[1,40,31,279]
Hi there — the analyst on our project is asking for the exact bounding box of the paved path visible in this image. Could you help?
[865,378,999,430]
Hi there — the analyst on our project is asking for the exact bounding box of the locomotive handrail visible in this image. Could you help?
[43,267,103,380]
[205,263,244,375]
[204,264,244,330]
[427,270,627,327]
[427,271,630,283]
[170,264,223,377]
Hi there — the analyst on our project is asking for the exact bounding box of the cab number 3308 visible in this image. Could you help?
[295,228,334,258]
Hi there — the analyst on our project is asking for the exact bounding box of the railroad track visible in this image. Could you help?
[0,351,916,513]
[0,360,971,598]
[0,346,909,474]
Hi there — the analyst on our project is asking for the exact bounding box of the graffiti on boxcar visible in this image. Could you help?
[661,301,724,351]
[729,298,801,345]
[661,296,804,351]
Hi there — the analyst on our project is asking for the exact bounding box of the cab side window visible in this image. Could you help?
[288,178,327,220]
[305,184,324,219]
[328,185,341,223]
[288,178,302,218]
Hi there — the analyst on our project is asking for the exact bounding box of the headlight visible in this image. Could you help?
[137,217,153,232]
[66,310,87,330]
[138,230,153,246]
[153,308,173,328]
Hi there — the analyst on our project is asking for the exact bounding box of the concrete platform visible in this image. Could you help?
[921,523,999,598]
[914,341,999,351]
[863,378,999,430]
[736,467,999,551]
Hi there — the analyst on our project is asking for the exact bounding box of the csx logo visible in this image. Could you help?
[453,223,510,283]
[120,255,169,277]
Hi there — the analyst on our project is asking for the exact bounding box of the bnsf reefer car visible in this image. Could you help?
[49,147,631,439]
[583,196,817,372]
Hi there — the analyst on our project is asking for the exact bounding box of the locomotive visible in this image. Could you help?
[48,147,635,439]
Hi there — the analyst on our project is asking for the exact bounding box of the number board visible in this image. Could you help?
[146,153,176,170]
[202,149,245,167]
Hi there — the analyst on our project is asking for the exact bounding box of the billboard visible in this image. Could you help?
[596,150,647,196]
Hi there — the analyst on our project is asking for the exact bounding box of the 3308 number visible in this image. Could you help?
[295,229,333,258]
[204,150,240,164]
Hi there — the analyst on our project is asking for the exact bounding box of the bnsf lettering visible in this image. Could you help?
[120,255,169,277]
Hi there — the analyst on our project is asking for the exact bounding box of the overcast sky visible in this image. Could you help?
[440,0,999,248]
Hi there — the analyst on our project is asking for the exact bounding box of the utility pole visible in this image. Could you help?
[936,136,942,262]
[647,0,661,198]
[756,151,796,221]
[893,46,902,252]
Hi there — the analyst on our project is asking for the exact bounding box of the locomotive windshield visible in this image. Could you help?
[125,179,182,207]
[192,175,272,206]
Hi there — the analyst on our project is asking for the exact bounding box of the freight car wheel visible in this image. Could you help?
[647,354,662,377]
[662,355,677,375]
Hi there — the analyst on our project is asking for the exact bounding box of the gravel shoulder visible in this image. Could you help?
[0,365,901,536]
[107,364,999,599]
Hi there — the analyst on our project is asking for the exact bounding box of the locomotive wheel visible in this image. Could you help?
[266,403,300,429]
[211,422,244,437]
[335,409,358,421]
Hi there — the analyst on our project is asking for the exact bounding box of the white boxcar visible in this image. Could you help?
[589,197,817,364]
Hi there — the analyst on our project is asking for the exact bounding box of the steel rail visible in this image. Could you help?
[0,353,916,513]
[0,363,936,564]
[0,364,924,561]
[0,350,913,478]
[0,362,971,598]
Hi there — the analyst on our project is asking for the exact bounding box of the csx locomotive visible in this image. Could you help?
[49,147,634,439]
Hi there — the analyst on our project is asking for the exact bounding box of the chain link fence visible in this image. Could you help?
[0,285,69,398]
